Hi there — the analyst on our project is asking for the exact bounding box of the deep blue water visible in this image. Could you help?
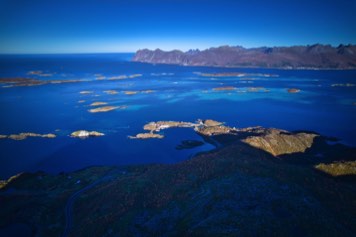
[0,53,355,179]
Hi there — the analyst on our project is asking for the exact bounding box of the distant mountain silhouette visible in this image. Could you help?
[133,44,356,69]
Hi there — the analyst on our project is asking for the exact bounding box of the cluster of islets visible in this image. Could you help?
[0,77,88,88]
[331,83,355,87]
[78,91,126,113]
[0,120,320,158]
[0,133,56,140]
[0,130,105,140]
[78,89,155,113]
[212,86,270,93]
[211,86,300,93]
[0,72,143,88]
[194,72,279,78]
[79,89,155,96]
[102,74,142,80]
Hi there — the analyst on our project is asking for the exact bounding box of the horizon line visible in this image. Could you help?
[1,43,354,55]
[0,51,136,55]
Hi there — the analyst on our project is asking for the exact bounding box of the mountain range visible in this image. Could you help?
[132,44,356,69]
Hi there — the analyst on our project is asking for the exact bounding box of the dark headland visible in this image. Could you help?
[132,44,356,69]
[1,120,355,236]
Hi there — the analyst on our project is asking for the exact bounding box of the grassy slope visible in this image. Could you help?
[0,138,355,236]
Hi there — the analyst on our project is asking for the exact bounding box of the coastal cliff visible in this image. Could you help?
[132,44,356,69]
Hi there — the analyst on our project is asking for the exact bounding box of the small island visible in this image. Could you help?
[141,90,155,93]
[70,130,104,138]
[246,87,269,92]
[124,91,138,95]
[79,91,94,94]
[90,102,108,106]
[88,106,119,113]
[128,133,164,139]
[213,86,237,91]
[103,90,118,95]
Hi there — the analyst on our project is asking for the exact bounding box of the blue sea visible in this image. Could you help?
[0,53,355,179]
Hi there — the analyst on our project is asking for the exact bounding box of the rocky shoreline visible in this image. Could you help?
[129,119,321,159]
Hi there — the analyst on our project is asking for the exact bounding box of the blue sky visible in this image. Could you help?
[0,0,355,53]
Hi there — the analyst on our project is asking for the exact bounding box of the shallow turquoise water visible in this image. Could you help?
[0,53,355,178]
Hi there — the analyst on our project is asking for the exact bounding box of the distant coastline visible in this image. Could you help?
[132,44,356,70]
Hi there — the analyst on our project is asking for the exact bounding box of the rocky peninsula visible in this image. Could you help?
[129,121,198,139]
[241,128,318,156]
[130,119,319,158]
[143,121,197,132]
[315,161,356,176]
